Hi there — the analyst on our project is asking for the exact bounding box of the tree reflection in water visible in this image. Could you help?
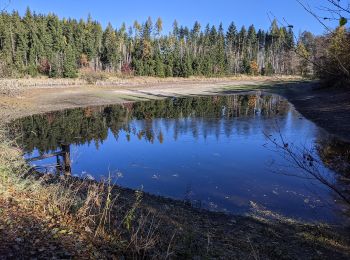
[12,93,288,154]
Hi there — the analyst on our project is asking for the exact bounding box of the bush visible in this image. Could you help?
[121,63,134,76]
[38,58,51,75]
[250,61,259,76]
[0,61,12,78]
[81,70,108,85]
[27,64,39,77]
[314,26,350,88]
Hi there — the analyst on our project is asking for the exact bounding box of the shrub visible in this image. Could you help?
[79,54,89,68]
[250,61,259,75]
[81,70,108,85]
[121,63,134,76]
[38,58,51,75]
[314,26,350,88]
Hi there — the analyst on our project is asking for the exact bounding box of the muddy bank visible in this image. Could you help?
[107,179,350,259]
[215,81,350,143]
[276,82,350,143]
[5,172,349,259]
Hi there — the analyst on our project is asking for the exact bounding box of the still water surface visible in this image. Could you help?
[13,93,348,223]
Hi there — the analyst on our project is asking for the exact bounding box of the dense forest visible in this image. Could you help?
[0,8,312,78]
[1,7,348,88]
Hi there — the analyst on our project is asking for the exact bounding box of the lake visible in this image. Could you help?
[12,93,349,224]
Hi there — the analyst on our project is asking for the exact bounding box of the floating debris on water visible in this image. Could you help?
[116,171,123,178]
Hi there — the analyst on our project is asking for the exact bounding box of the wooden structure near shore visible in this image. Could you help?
[27,144,71,175]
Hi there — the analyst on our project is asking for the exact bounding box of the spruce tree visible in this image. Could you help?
[101,23,119,71]
[0,11,301,78]
[63,44,77,78]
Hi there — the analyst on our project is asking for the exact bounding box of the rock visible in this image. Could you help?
[15,237,23,243]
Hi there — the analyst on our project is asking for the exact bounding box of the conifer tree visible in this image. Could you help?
[101,23,119,71]
[63,44,78,78]
[0,11,303,78]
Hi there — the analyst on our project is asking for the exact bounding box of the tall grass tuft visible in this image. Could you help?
[0,124,161,257]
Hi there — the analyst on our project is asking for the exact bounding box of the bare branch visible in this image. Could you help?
[296,0,332,32]
[326,0,350,14]
[265,130,350,206]
[270,13,339,76]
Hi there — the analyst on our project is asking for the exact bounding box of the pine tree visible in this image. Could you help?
[0,13,14,76]
[0,11,302,78]
[12,11,28,74]
[63,44,77,78]
[101,23,119,71]
[226,22,238,74]
[50,52,63,78]
[24,8,42,76]
[155,17,163,37]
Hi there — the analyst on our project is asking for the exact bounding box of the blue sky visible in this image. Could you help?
[3,0,336,35]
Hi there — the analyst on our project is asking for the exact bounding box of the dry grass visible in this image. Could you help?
[0,80,22,97]
[0,126,161,258]
[0,74,303,91]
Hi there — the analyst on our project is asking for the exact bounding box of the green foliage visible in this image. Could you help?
[50,53,63,78]
[297,42,310,76]
[339,17,347,27]
[124,190,142,231]
[265,62,274,76]
[63,44,78,78]
[155,55,165,77]
[101,23,119,71]
[0,11,298,78]
[314,26,350,88]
